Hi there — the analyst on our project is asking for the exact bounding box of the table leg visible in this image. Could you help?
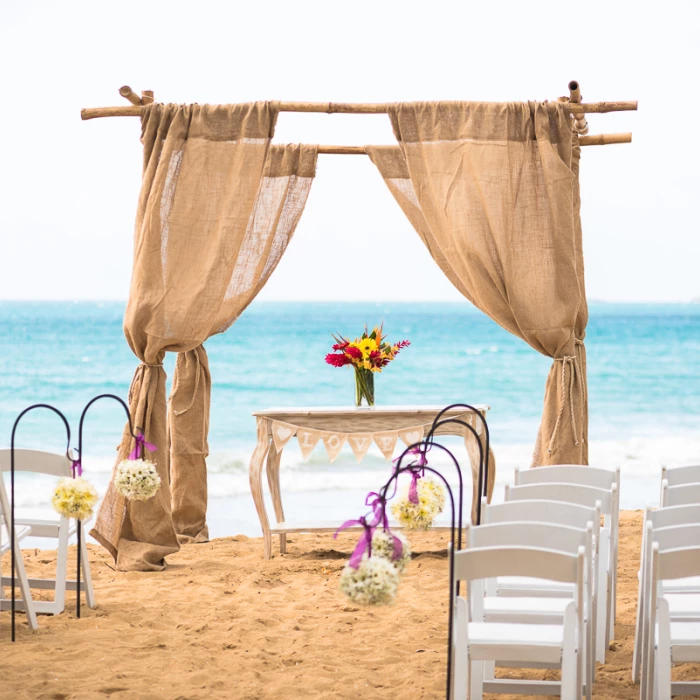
[266,446,287,554]
[465,430,496,525]
[249,418,273,559]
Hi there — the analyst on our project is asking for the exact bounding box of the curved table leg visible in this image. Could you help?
[249,417,273,559]
[266,447,287,554]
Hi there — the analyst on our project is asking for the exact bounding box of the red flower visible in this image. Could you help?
[345,346,363,360]
[394,340,410,354]
[332,341,349,351]
[325,353,350,367]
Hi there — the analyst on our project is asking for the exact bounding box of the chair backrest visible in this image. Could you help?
[505,481,614,514]
[661,481,700,508]
[646,503,700,530]
[482,498,600,532]
[653,543,700,583]
[515,464,618,491]
[467,521,593,557]
[662,465,700,488]
[652,524,700,552]
[454,545,585,585]
[0,449,71,477]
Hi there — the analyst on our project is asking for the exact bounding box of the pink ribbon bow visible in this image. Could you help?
[71,459,82,478]
[334,516,375,569]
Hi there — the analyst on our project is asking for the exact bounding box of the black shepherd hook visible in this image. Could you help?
[8,404,71,642]
[75,393,136,617]
[425,404,491,524]
[377,459,457,700]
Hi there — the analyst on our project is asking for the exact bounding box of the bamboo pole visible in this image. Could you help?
[313,136,630,153]
[141,90,154,104]
[118,86,142,106]
[569,80,589,136]
[578,132,632,146]
[80,99,638,121]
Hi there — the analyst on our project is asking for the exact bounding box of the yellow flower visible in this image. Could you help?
[354,338,378,358]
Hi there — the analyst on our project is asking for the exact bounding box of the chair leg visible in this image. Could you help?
[452,598,468,700]
[469,661,484,700]
[53,518,69,615]
[80,531,95,608]
[633,566,645,684]
[12,538,38,630]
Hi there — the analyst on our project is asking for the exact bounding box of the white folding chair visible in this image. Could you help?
[515,465,620,631]
[661,481,700,509]
[635,521,700,694]
[0,475,38,629]
[633,505,700,683]
[452,545,586,700]
[0,449,95,615]
[466,521,595,699]
[481,497,608,663]
[661,465,700,489]
[645,544,700,700]
[505,481,618,648]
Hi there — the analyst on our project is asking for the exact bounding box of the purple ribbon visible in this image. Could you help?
[408,468,424,504]
[129,433,157,461]
[334,516,375,569]
[71,459,83,478]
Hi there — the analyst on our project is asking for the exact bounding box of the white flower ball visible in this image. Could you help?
[52,477,99,520]
[339,556,400,606]
[391,478,446,530]
[371,529,412,573]
[114,458,161,501]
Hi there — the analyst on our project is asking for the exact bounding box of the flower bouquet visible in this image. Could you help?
[325,325,409,406]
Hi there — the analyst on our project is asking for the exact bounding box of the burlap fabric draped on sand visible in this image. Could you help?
[367,101,588,467]
[91,101,318,570]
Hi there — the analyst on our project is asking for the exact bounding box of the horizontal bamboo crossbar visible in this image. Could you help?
[312,134,631,154]
[80,100,638,121]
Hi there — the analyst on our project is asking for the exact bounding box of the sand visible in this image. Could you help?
[1,511,699,699]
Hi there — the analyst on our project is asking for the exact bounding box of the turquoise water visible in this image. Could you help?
[1,301,699,527]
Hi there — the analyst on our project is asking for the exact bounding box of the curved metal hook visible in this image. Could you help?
[426,404,491,517]
[427,417,485,525]
[380,462,457,700]
[8,404,72,642]
[74,393,135,619]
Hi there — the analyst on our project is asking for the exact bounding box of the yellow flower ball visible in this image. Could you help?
[52,477,99,520]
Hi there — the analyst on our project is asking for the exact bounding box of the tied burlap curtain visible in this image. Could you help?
[367,101,588,467]
[91,100,318,570]
[169,144,318,545]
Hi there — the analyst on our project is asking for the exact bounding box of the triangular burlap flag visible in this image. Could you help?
[271,420,297,453]
[374,430,399,461]
[347,433,374,463]
[322,432,347,463]
[297,427,322,460]
[398,425,424,448]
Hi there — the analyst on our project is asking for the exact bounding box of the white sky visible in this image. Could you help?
[0,0,698,303]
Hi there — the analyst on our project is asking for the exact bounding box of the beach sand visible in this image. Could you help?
[2,511,700,699]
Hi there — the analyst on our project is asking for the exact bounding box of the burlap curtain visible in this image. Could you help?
[367,101,588,466]
[91,101,318,570]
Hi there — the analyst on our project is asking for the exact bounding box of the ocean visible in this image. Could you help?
[2,301,699,540]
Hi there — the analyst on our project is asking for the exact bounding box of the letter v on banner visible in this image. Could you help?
[347,433,374,463]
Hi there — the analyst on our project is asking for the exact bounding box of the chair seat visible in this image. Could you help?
[667,594,700,617]
[0,524,31,554]
[468,621,565,664]
[496,576,574,597]
[668,621,700,662]
[15,517,88,539]
[484,596,572,619]
[663,576,700,594]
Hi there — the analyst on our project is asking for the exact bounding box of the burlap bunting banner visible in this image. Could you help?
[269,419,458,463]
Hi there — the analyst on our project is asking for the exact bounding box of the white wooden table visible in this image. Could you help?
[249,405,495,559]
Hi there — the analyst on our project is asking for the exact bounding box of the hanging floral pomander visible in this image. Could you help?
[114,433,161,501]
[391,478,446,530]
[371,529,412,573]
[52,477,98,520]
[114,458,161,501]
[339,556,400,606]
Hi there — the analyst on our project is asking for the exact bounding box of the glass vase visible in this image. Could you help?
[354,368,375,407]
